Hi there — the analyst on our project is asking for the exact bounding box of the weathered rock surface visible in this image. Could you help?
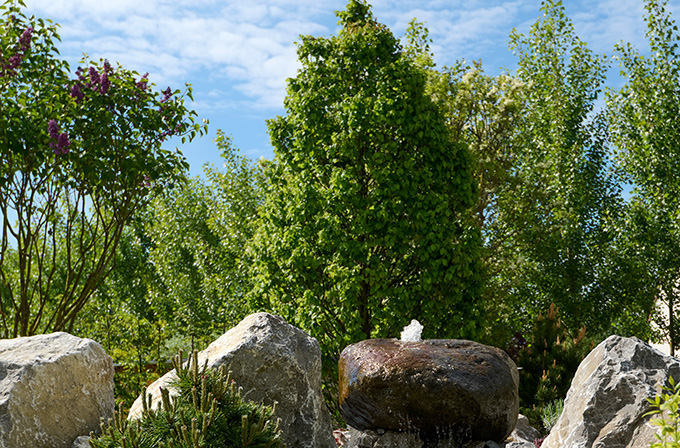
[0,332,114,448]
[339,338,519,442]
[347,428,424,448]
[507,414,541,445]
[129,312,335,448]
[71,435,91,448]
[543,335,680,448]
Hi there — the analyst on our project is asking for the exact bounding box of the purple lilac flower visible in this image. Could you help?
[56,133,70,154]
[88,66,100,86]
[100,71,110,94]
[70,84,84,102]
[136,73,149,91]
[160,87,172,103]
[76,67,87,82]
[48,119,59,139]
[7,54,22,70]
[19,27,32,50]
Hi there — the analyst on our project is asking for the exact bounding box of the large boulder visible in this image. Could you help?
[543,335,680,448]
[0,332,114,448]
[339,338,519,442]
[129,312,336,448]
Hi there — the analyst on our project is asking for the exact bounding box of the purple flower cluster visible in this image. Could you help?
[48,119,71,154]
[70,60,114,101]
[0,26,32,78]
[160,87,172,103]
[136,72,149,91]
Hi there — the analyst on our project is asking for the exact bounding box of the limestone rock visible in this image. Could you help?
[542,335,680,448]
[0,332,114,448]
[129,312,335,448]
[339,338,519,442]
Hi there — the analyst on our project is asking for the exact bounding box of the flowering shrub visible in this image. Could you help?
[0,0,207,337]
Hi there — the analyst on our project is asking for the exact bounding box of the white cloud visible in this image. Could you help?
[20,0,680,114]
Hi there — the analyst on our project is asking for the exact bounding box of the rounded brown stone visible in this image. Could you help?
[338,338,519,442]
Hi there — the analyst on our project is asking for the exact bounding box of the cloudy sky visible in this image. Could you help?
[21,0,676,175]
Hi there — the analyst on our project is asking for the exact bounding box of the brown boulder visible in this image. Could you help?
[339,339,519,442]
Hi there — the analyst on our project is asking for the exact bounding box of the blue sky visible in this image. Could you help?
[21,0,676,176]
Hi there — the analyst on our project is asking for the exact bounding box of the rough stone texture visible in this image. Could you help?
[71,436,91,448]
[347,428,424,448]
[507,414,541,445]
[129,312,335,448]
[339,339,519,442]
[0,332,114,448]
[542,335,680,448]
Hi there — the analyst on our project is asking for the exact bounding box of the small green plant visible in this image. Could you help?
[540,399,564,434]
[90,349,282,448]
[646,376,680,448]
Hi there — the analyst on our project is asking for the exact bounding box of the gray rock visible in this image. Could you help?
[503,443,535,448]
[543,335,680,448]
[0,332,114,448]
[347,427,423,448]
[72,436,91,448]
[128,312,335,448]
[508,414,541,444]
[339,338,519,442]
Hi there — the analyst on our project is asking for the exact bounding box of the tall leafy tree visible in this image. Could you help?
[249,0,482,373]
[403,23,531,343]
[497,0,635,334]
[608,0,680,354]
[146,132,263,344]
[0,1,206,337]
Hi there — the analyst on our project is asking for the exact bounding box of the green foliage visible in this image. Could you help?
[90,350,282,448]
[607,0,680,355]
[73,134,263,400]
[249,0,482,384]
[0,0,206,337]
[491,0,645,337]
[540,399,564,434]
[647,377,680,448]
[517,304,588,432]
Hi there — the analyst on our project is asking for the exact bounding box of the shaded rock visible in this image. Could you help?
[129,312,335,448]
[72,436,91,448]
[542,335,680,448]
[0,332,114,448]
[339,338,519,442]
[508,414,541,445]
[347,428,423,448]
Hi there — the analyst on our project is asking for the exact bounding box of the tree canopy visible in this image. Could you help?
[249,0,483,374]
[0,0,206,337]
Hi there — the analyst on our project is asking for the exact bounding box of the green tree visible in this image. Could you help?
[0,1,206,337]
[608,0,680,354]
[145,134,263,347]
[249,0,482,375]
[495,0,632,335]
[403,22,531,344]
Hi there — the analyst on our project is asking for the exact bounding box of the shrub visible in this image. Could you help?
[90,350,282,448]
[540,399,564,434]
[516,303,588,432]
